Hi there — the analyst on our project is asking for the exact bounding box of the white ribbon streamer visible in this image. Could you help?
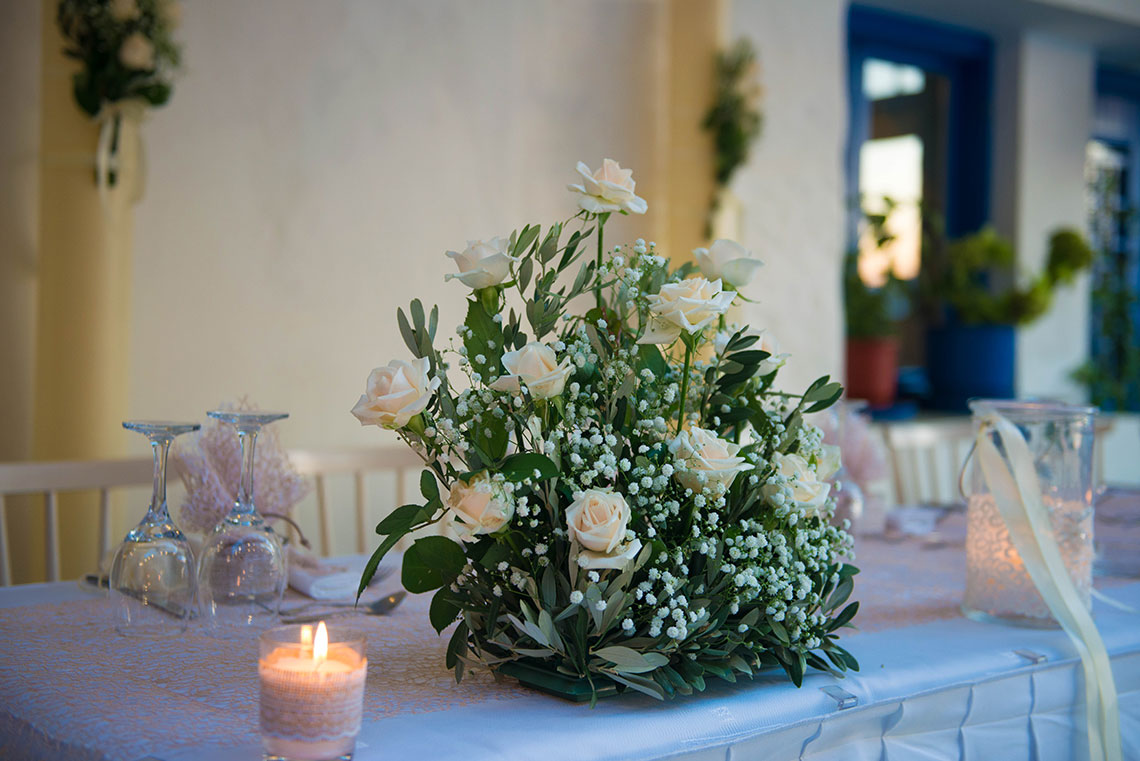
[94,100,148,210]
[973,413,1120,761]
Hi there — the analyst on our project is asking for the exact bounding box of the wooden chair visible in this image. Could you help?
[0,458,154,584]
[288,446,424,556]
[879,415,1114,508]
[0,445,424,586]
[879,418,976,507]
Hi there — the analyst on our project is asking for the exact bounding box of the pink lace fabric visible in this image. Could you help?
[1,506,1136,760]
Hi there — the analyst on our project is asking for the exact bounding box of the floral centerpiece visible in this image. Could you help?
[57,0,182,188]
[354,160,859,702]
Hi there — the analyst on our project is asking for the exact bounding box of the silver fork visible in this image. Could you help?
[280,592,408,624]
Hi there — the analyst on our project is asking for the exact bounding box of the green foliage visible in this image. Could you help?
[703,38,764,233]
[57,0,181,117]
[924,225,1094,326]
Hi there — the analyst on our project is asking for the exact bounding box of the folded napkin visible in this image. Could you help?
[288,550,399,600]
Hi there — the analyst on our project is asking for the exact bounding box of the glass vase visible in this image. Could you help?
[197,410,289,632]
[110,421,201,636]
[962,399,1097,627]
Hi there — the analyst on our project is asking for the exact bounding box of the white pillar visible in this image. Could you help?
[992,31,1095,402]
[728,0,848,391]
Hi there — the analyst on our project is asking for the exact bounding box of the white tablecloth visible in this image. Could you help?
[2,543,1139,761]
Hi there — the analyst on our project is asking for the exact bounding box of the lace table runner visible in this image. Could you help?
[1,510,1135,761]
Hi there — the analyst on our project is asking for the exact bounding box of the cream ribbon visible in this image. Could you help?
[973,413,1120,761]
[94,99,148,210]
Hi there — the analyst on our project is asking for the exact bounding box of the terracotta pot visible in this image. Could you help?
[845,337,899,407]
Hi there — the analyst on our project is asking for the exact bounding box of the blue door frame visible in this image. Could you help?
[846,4,993,240]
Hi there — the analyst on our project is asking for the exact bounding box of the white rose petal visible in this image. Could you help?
[118,32,155,70]
[490,341,573,400]
[444,473,515,541]
[577,538,643,571]
[769,452,832,517]
[567,159,648,215]
[693,239,764,288]
[639,277,736,346]
[566,489,641,571]
[669,427,751,491]
[445,237,517,289]
[351,357,439,429]
[817,444,842,482]
[448,487,511,541]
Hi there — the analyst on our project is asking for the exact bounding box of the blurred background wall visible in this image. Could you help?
[3,0,1140,570]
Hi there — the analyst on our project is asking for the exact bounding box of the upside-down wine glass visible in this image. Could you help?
[110,420,201,636]
[197,410,289,632]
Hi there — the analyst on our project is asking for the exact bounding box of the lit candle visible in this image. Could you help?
[963,494,1093,625]
[259,622,367,761]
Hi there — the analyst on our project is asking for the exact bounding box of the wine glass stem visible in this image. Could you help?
[235,427,259,515]
[146,436,172,523]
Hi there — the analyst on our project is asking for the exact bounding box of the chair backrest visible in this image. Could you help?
[879,419,976,507]
[288,446,424,556]
[0,458,154,584]
[0,445,425,586]
[881,414,1115,508]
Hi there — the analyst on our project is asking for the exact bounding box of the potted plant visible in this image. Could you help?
[844,203,910,407]
[922,224,1094,411]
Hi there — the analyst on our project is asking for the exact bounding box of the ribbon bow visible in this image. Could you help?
[972,413,1120,761]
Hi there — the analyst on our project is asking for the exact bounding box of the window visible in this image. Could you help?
[847,5,993,367]
[1083,67,1140,410]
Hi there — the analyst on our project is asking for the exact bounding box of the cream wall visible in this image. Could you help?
[129,0,669,456]
[997,32,1095,403]
[0,1,40,462]
[728,0,848,391]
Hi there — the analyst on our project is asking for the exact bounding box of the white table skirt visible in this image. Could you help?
[1,576,1139,761]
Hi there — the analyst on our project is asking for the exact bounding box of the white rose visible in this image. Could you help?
[567,159,648,215]
[109,0,140,21]
[769,452,831,516]
[693,239,764,288]
[445,237,516,289]
[817,444,842,482]
[490,341,573,400]
[118,32,155,70]
[639,277,736,345]
[351,357,439,429]
[566,489,642,570]
[669,427,751,492]
[445,474,514,540]
[713,328,789,376]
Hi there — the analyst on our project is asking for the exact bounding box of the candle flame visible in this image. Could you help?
[314,621,328,661]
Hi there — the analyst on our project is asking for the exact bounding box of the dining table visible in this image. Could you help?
[1,508,1139,761]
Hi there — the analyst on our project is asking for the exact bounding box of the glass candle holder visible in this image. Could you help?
[259,623,367,761]
[962,399,1097,627]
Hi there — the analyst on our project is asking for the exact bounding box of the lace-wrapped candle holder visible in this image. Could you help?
[259,623,367,761]
[962,399,1097,628]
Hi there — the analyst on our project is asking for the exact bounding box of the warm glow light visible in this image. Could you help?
[313,621,328,661]
[300,624,313,648]
[858,135,923,286]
